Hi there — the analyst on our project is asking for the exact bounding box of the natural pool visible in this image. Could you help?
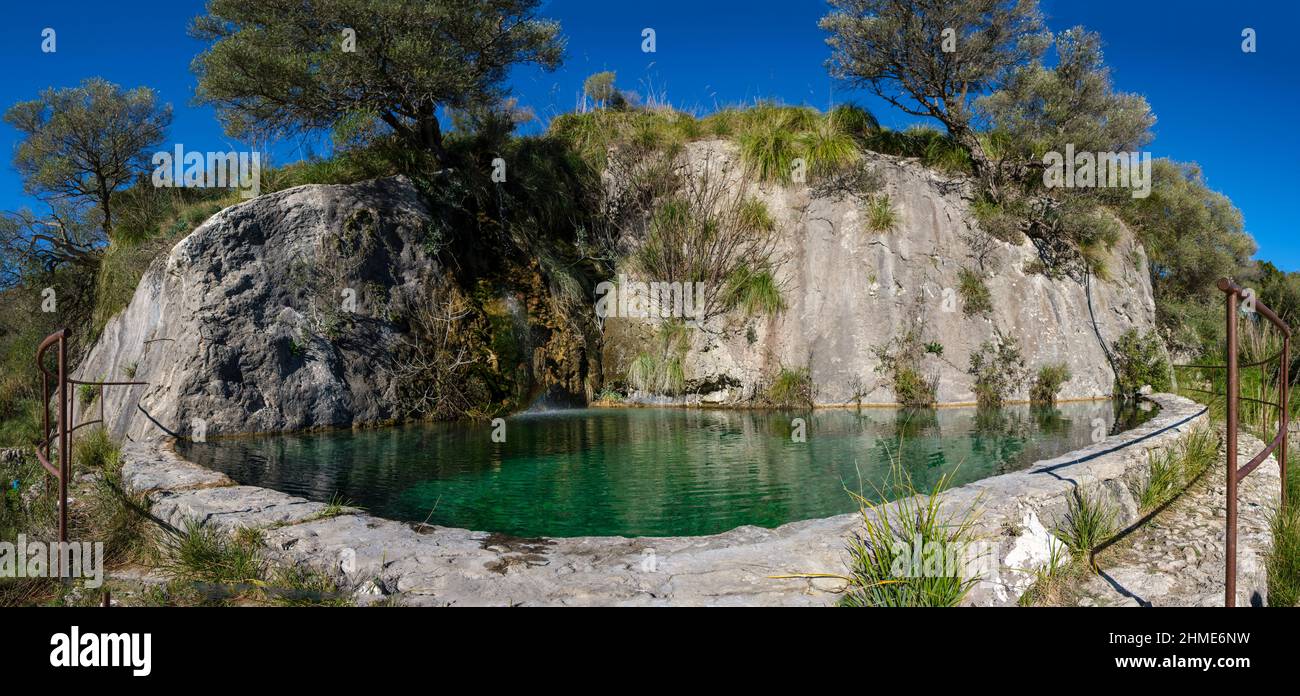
[178,401,1156,538]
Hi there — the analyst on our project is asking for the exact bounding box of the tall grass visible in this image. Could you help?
[766,367,813,408]
[864,195,898,233]
[840,465,982,607]
[722,264,785,316]
[1057,488,1117,569]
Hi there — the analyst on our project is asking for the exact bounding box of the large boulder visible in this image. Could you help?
[75,176,438,441]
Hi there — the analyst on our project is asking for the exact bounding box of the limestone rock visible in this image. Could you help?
[604,141,1158,405]
[74,177,436,441]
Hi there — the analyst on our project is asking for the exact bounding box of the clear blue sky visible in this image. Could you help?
[1,1,1296,268]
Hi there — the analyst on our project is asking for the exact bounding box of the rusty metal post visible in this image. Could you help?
[1225,288,1239,607]
[41,371,49,463]
[1283,336,1290,512]
[56,332,69,580]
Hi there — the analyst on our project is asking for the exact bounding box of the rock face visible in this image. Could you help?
[603,140,1158,405]
[79,143,1160,440]
[75,177,438,441]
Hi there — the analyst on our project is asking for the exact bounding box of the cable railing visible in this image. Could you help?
[33,328,145,575]
[1172,278,1289,607]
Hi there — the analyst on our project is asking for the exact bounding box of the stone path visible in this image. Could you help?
[1073,430,1280,607]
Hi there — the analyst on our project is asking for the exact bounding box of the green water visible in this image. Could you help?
[178,401,1156,538]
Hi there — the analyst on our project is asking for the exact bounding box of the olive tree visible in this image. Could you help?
[821,0,1048,179]
[3,78,171,241]
[190,0,565,165]
[976,27,1156,182]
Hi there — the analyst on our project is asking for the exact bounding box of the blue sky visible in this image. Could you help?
[1,1,1296,268]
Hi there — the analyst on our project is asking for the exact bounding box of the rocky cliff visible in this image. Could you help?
[602,140,1157,406]
[77,144,1158,440]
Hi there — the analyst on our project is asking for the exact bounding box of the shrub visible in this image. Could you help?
[971,196,1028,245]
[957,267,993,316]
[766,367,814,408]
[631,165,781,325]
[1029,363,1071,405]
[625,322,691,396]
[1112,329,1170,398]
[872,324,938,407]
[582,71,620,108]
[968,330,1026,407]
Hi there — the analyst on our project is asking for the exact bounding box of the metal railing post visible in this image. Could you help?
[56,332,69,580]
[1225,287,1238,608]
[1283,336,1290,512]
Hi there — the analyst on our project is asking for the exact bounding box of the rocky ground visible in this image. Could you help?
[1068,429,1279,607]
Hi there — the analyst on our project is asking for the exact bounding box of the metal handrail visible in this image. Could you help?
[32,328,145,574]
[1174,278,1290,606]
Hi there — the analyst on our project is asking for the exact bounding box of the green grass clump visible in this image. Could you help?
[1029,363,1071,405]
[957,267,993,316]
[77,382,98,408]
[723,264,785,317]
[840,467,982,607]
[864,194,898,233]
[1139,449,1181,511]
[799,116,860,180]
[158,521,353,606]
[1057,488,1118,568]
[625,323,691,396]
[317,493,359,519]
[266,565,352,607]
[738,111,801,183]
[766,367,813,408]
[1138,428,1219,512]
[73,427,119,472]
[1016,539,1076,606]
[162,522,266,592]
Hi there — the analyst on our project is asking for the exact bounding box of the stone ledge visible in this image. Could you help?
[121,393,1221,606]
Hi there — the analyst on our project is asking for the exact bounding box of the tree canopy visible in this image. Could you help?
[3,78,171,241]
[191,0,565,164]
[821,0,1048,177]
